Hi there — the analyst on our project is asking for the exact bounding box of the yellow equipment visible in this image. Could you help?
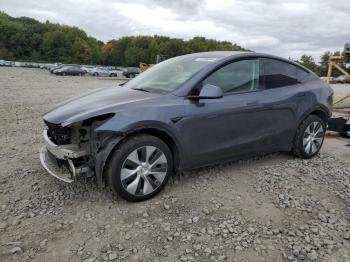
[326,44,350,137]
[327,55,350,84]
[326,44,350,109]
[139,55,169,72]
[139,62,154,72]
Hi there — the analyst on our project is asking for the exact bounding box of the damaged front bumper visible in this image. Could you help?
[39,130,91,183]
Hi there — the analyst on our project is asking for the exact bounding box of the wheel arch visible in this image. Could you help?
[98,124,182,187]
[122,126,181,170]
[290,106,330,151]
[298,106,331,126]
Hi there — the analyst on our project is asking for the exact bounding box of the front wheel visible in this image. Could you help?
[107,135,173,201]
[293,115,326,159]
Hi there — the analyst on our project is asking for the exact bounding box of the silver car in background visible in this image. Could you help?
[90,67,118,77]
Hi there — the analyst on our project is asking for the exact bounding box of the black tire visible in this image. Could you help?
[93,72,98,76]
[107,134,173,201]
[62,72,66,76]
[293,115,326,159]
[130,73,135,78]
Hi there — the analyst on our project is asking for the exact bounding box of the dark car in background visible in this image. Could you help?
[40,51,333,201]
[122,67,140,78]
[53,65,85,76]
[335,75,350,84]
[50,64,79,74]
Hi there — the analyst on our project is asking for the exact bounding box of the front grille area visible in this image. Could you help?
[45,121,71,145]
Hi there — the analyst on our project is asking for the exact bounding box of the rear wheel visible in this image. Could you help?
[93,72,98,76]
[107,135,173,201]
[293,115,326,158]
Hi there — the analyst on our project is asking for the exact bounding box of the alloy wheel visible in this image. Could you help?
[120,146,168,196]
[303,121,324,155]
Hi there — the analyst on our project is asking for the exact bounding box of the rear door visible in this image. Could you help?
[259,58,312,149]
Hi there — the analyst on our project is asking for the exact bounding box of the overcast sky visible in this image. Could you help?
[1,0,349,61]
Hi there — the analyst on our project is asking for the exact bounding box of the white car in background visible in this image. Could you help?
[90,67,119,77]
[0,60,12,67]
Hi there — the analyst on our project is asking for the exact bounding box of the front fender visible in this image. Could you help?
[93,116,183,187]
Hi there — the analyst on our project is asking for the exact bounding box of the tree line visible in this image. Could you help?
[0,11,347,76]
[0,11,247,66]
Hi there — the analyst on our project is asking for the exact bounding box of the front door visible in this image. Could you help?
[178,58,279,168]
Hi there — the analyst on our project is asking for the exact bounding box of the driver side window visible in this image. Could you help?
[203,59,261,93]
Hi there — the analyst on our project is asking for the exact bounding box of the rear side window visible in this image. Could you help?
[263,58,302,89]
[297,67,310,82]
[203,59,261,93]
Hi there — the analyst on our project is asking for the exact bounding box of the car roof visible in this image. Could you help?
[178,51,306,68]
[178,51,251,58]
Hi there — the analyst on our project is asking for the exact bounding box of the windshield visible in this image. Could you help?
[125,54,221,93]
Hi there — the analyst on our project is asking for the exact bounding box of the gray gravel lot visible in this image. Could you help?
[0,67,350,262]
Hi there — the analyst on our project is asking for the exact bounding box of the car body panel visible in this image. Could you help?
[180,92,287,168]
[44,86,164,126]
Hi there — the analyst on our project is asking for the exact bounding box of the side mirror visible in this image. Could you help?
[189,84,223,99]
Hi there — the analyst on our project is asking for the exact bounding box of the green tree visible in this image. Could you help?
[0,11,248,66]
[298,54,320,74]
[72,39,92,64]
[319,51,331,76]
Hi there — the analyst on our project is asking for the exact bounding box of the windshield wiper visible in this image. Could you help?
[132,87,151,93]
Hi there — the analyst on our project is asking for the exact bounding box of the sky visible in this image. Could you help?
[1,0,349,61]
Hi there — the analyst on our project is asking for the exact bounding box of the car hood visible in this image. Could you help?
[43,86,161,126]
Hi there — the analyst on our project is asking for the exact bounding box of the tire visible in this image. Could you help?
[62,72,66,76]
[293,115,326,159]
[107,134,173,201]
[93,72,98,76]
[129,74,135,78]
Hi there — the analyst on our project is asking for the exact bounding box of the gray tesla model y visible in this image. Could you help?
[40,51,333,201]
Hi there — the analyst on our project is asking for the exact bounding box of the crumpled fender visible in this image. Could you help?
[93,114,183,187]
[94,131,123,188]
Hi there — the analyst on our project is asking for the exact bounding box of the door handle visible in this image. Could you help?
[296,92,306,97]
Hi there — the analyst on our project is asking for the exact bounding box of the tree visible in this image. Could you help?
[319,51,331,76]
[72,39,92,64]
[298,54,320,74]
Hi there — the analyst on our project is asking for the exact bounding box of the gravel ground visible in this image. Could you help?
[0,67,350,262]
